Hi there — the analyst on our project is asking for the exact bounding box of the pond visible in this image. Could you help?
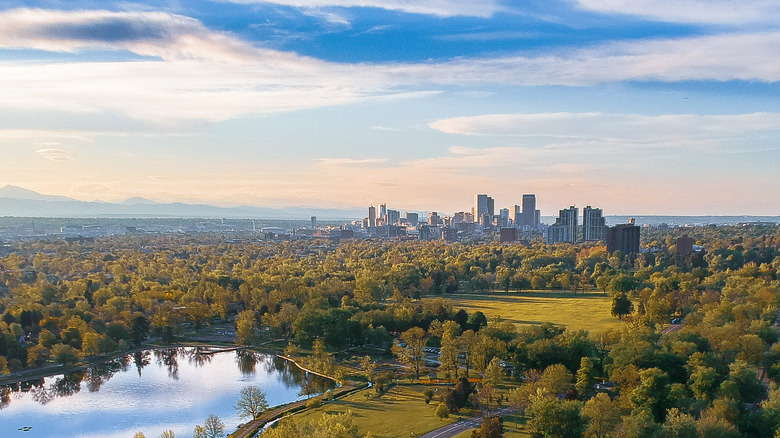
[0,347,335,438]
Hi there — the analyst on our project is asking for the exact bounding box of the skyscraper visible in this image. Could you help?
[379,203,387,223]
[582,206,606,241]
[474,194,494,223]
[368,205,376,228]
[522,194,536,227]
[547,205,578,244]
[387,209,400,226]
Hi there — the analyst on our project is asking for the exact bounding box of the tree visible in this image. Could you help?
[540,364,573,397]
[582,393,620,438]
[234,386,269,420]
[527,392,584,438]
[392,326,428,379]
[630,368,671,423]
[662,408,697,438]
[203,414,225,438]
[484,357,503,386]
[471,416,503,438]
[439,321,461,378]
[193,425,207,438]
[611,293,633,320]
[51,343,81,367]
[235,310,256,346]
[360,355,376,384]
[435,402,449,420]
[133,433,146,438]
[575,357,595,399]
[160,431,175,438]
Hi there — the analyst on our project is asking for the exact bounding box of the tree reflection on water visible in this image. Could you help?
[0,347,334,409]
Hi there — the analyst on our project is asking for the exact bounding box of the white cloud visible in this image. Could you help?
[315,157,387,166]
[218,0,506,18]
[429,112,780,150]
[572,0,780,25]
[36,146,72,161]
[1,9,780,124]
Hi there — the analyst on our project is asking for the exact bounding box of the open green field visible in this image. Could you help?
[448,291,625,333]
[290,385,466,438]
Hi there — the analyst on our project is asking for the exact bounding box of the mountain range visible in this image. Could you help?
[0,186,363,219]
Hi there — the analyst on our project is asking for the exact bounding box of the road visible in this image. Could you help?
[420,408,513,438]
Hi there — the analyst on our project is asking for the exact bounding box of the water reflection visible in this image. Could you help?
[154,348,179,380]
[186,346,214,368]
[0,347,335,411]
[236,349,258,376]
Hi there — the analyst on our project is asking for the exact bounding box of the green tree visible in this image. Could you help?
[234,386,269,420]
[527,393,584,438]
[662,408,697,438]
[435,402,449,420]
[581,393,619,438]
[631,368,671,423]
[235,310,255,346]
[360,355,376,384]
[611,293,633,320]
[484,357,503,386]
[575,357,595,399]
[391,326,428,379]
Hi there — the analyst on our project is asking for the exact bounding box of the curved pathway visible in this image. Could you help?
[420,407,513,438]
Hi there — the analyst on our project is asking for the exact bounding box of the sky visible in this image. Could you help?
[1,1,779,216]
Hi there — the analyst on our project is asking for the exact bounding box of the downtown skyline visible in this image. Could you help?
[1,1,780,215]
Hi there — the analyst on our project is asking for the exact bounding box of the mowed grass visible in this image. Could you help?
[448,290,625,333]
[290,385,463,438]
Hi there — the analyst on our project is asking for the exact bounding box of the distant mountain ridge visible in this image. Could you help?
[0,186,363,220]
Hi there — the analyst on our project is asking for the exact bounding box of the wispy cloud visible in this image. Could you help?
[572,0,780,25]
[217,0,507,18]
[315,157,388,166]
[429,112,780,150]
[2,8,780,124]
[36,146,72,161]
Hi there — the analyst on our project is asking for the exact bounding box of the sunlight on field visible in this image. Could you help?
[448,291,626,333]
[292,385,461,438]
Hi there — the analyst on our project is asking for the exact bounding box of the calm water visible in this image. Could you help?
[0,347,334,438]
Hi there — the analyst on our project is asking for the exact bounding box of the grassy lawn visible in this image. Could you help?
[290,385,464,438]
[448,290,625,333]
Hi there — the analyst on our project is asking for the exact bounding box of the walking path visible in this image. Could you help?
[420,407,513,438]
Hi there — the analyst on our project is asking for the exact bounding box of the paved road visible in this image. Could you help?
[420,408,513,438]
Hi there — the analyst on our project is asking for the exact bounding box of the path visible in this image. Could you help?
[420,407,513,438]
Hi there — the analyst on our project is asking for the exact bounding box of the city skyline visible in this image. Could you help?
[1,2,780,215]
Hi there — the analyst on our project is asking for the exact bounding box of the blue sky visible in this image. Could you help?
[1,0,779,215]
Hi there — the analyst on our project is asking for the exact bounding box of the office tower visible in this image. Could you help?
[311,216,317,229]
[510,205,521,225]
[547,205,578,244]
[428,211,442,226]
[522,194,536,227]
[582,206,606,242]
[379,203,387,222]
[406,212,419,227]
[368,205,376,228]
[474,194,494,223]
[606,222,640,254]
[498,208,510,228]
[387,209,400,226]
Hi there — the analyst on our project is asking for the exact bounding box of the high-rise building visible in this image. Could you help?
[311,216,317,229]
[428,211,442,226]
[474,194,494,223]
[406,212,419,227]
[522,194,537,227]
[582,206,606,242]
[368,205,376,228]
[387,209,400,226]
[606,221,640,254]
[510,205,521,225]
[379,203,387,222]
[547,205,578,244]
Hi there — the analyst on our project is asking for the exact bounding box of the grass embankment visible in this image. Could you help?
[448,290,624,333]
[291,384,469,438]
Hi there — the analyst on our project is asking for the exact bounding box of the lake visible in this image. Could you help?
[0,347,334,438]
